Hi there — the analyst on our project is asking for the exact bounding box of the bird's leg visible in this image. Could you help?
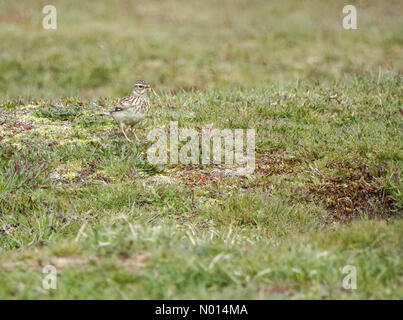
[120,123,132,142]
[131,126,140,141]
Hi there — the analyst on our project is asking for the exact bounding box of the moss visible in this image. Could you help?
[53,161,83,181]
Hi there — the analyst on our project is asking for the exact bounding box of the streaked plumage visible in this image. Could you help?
[106,80,156,142]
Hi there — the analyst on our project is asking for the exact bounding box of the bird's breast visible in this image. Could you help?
[111,108,148,125]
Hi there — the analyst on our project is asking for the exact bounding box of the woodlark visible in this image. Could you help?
[103,80,157,142]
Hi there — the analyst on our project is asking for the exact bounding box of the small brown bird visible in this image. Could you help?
[102,80,157,142]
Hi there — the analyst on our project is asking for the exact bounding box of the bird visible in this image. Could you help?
[100,80,157,142]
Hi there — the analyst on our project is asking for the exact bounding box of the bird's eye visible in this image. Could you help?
[138,85,143,89]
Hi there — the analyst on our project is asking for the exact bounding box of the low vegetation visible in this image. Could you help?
[0,0,402,299]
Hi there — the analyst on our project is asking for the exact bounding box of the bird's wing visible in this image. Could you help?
[110,95,135,112]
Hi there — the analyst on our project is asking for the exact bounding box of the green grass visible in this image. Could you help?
[0,0,402,299]
[1,0,402,97]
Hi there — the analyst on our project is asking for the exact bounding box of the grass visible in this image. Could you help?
[0,0,402,299]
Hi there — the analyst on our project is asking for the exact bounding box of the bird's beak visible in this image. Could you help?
[149,87,158,97]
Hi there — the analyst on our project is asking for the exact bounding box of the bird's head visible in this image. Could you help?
[132,80,157,97]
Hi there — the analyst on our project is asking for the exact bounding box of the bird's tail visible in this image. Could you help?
[97,112,110,116]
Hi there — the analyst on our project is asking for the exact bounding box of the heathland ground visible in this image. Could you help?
[0,0,402,299]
